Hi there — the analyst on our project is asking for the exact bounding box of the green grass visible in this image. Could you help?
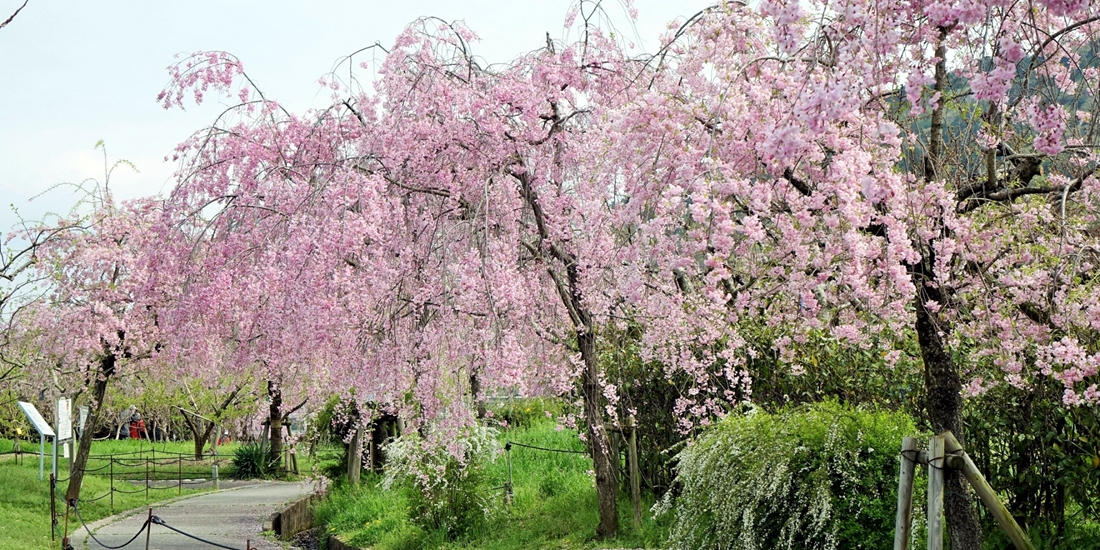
[0,438,226,550]
[315,419,670,550]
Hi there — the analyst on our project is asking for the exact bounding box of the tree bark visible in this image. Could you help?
[67,354,115,502]
[915,297,983,550]
[267,381,284,474]
[578,327,619,538]
[470,368,487,420]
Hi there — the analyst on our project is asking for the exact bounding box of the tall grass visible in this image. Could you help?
[315,419,669,549]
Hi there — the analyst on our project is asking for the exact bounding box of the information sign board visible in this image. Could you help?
[17,401,54,437]
[57,398,72,441]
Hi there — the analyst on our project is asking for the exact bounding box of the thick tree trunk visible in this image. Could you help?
[267,381,284,474]
[67,354,115,502]
[578,328,619,538]
[915,298,983,550]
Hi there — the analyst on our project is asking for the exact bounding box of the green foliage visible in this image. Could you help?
[967,377,1100,547]
[382,426,500,539]
[663,401,919,550]
[743,325,925,417]
[486,397,563,429]
[303,396,359,479]
[231,441,273,479]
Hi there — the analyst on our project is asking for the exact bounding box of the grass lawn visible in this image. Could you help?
[316,419,670,550]
[0,438,229,550]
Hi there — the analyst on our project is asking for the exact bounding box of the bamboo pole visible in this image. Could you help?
[628,420,641,529]
[894,437,918,550]
[927,435,945,550]
[941,432,1036,550]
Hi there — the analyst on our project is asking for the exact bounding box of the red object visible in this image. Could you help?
[129,422,139,439]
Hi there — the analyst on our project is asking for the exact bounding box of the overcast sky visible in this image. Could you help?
[0,0,710,232]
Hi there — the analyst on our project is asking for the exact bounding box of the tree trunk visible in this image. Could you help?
[470,368,487,420]
[915,298,983,550]
[578,328,619,538]
[267,381,284,474]
[913,27,983,550]
[67,354,115,502]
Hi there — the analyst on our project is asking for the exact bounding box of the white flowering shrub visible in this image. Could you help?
[382,426,500,539]
[662,401,917,550]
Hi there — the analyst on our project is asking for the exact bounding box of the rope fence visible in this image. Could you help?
[46,451,231,540]
[70,500,255,550]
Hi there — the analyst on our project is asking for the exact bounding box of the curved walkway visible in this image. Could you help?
[78,480,318,550]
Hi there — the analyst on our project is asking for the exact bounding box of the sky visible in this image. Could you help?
[0,0,710,232]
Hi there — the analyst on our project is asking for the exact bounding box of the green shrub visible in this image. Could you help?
[662,401,919,550]
[231,441,273,479]
[382,426,500,540]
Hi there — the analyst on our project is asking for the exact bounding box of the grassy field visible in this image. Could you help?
[315,419,669,550]
[0,438,230,550]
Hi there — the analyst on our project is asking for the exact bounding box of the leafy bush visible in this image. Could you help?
[231,441,273,479]
[662,401,919,550]
[382,426,500,539]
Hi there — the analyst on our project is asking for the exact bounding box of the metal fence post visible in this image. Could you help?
[49,473,56,541]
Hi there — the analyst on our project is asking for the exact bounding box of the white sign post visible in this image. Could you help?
[57,398,73,472]
[51,397,72,482]
[78,406,89,438]
[57,398,72,441]
[17,401,55,481]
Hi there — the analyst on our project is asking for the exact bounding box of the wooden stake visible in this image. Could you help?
[347,426,362,485]
[894,437,918,550]
[941,432,1036,550]
[927,435,945,550]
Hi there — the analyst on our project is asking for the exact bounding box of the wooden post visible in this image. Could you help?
[110,456,115,513]
[368,434,376,473]
[609,429,620,490]
[628,420,641,529]
[941,432,1036,550]
[927,435,945,550]
[894,437,918,550]
[347,426,362,485]
[178,455,182,495]
[505,445,514,505]
[144,509,152,550]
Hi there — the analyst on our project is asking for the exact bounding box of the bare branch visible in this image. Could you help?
[0,0,28,30]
